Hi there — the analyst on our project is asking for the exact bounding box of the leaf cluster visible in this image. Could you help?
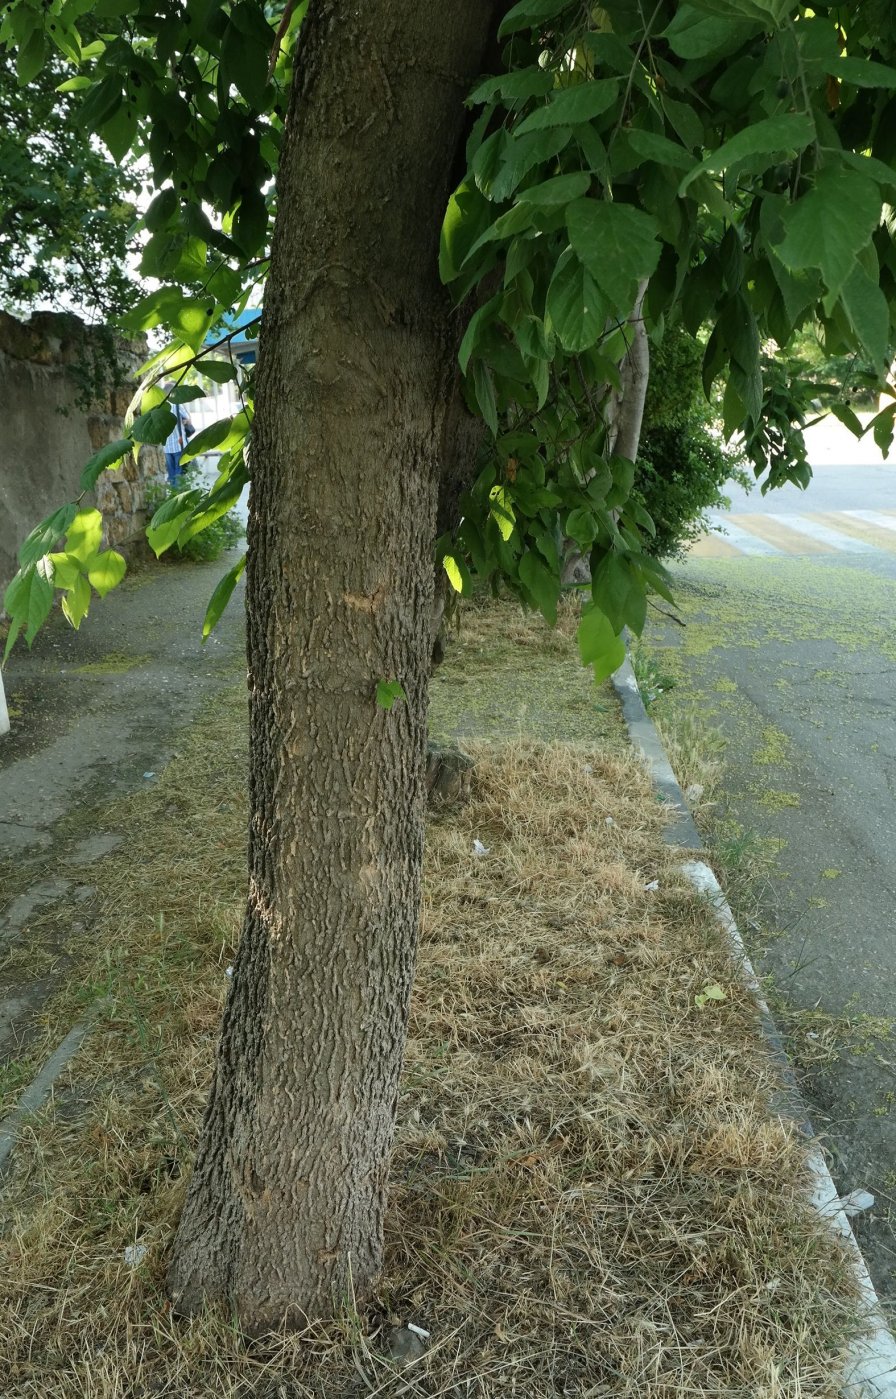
[437,0,896,673]
[5,0,896,687]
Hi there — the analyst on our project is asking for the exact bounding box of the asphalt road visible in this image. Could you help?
[644,459,896,1300]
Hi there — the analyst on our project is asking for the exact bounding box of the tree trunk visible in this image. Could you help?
[167,0,497,1332]
[561,281,651,587]
[606,279,650,464]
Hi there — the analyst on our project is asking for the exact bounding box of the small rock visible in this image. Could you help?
[685,783,705,802]
[387,1326,427,1368]
[143,772,155,780]
[123,1243,147,1267]
[426,741,474,807]
[605,816,615,827]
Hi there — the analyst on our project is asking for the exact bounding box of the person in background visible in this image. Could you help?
[163,385,196,486]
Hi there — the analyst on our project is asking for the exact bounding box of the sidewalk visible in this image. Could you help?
[0,555,245,1058]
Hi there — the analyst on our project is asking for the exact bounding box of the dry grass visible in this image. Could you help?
[0,613,864,1397]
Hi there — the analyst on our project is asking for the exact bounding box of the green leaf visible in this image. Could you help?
[828,401,864,439]
[66,509,104,564]
[825,57,896,89]
[591,552,638,633]
[375,678,407,711]
[18,504,78,567]
[663,7,758,60]
[577,603,626,682]
[3,564,54,656]
[566,200,660,316]
[119,286,185,333]
[516,171,591,206]
[829,150,896,190]
[169,298,217,349]
[839,262,890,370]
[776,169,882,299]
[80,439,134,492]
[489,485,516,541]
[61,572,92,629]
[498,0,572,38]
[180,416,236,461]
[203,554,247,640]
[101,101,138,164]
[627,129,696,172]
[469,67,554,105]
[546,249,608,352]
[472,362,499,436]
[46,552,84,589]
[694,982,727,1008]
[459,300,498,375]
[87,550,127,598]
[178,459,249,543]
[132,406,177,446]
[565,507,598,551]
[79,73,123,130]
[515,79,620,134]
[170,386,207,405]
[233,189,268,258]
[491,127,573,203]
[519,549,560,624]
[17,28,46,85]
[144,188,178,232]
[197,358,240,384]
[679,114,815,194]
[440,181,494,284]
[443,554,472,595]
[868,403,896,458]
[147,490,203,557]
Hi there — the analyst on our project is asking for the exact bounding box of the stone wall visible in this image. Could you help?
[0,310,163,590]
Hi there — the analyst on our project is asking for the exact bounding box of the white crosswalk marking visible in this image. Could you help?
[692,509,896,559]
[845,510,896,533]
[766,514,876,552]
[707,517,782,556]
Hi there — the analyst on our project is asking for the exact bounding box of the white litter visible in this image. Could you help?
[644,879,659,891]
[123,1244,147,1267]
[841,1190,876,1217]
[685,782,705,802]
[406,1322,430,1339]
[582,764,593,775]
[225,966,234,979]
[472,839,490,858]
[605,816,615,826]
[142,772,155,780]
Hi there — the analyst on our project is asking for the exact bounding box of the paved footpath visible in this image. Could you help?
[0,556,245,1060]
[645,461,896,1301]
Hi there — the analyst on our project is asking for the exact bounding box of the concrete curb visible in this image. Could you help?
[611,658,896,1399]
[613,657,702,849]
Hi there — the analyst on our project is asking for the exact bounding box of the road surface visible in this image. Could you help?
[644,457,896,1301]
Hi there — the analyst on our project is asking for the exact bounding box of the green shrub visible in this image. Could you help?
[634,328,747,559]
[145,461,245,563]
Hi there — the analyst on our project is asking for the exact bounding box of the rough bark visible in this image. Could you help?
[167,0,497,1331]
